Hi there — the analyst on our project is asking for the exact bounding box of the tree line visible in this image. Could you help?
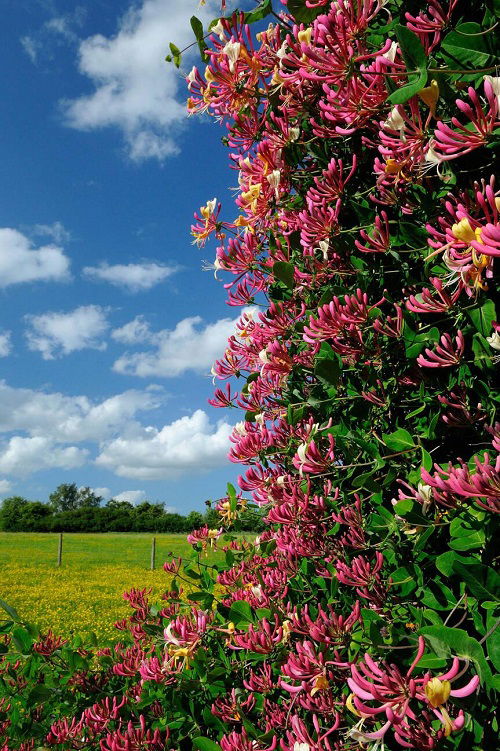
[0,483,265,533]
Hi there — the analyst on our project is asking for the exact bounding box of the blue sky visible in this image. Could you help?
[0,0,254,510]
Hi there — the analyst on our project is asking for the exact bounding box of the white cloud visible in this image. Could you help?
[32,221,71,244]
[60,0,217,161]
[0,228,70,288]
[25,305,109,359]
[88,486,111,500]
[0,381,162,443]
[111,316,153,344]
[96,409,232,480]
[83,261,178,292]
[0,436,88,477]
[0,479,12,494]
[113,314,240,377]
[0,333,11,358]
[114,489,146,504]
[21,8,86,64]
[21,36,40,63]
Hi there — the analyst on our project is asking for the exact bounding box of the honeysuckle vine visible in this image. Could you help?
[0,1,499,750]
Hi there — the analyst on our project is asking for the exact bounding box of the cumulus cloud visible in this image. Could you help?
[0,436,88,477]
[60,0,218,161]
[113,314,241,377]
[0,333,11,358]
[96,409,232,480]
[111,316,153,344]
[83,261,178,292]
[0,381,162,443]
[113,489,146,504]
[0,480,12,494]
[0,228,70,288]
[25,305,110,359]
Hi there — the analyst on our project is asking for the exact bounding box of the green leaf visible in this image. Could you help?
[272,261,294,289]
[442,23,493,70]
[453,561,500,602]
[169,42,182,68]
[420,625,494,688]
[11,626,32,654]
[0,598,20,621]
[244,0,273,24]
[193,739,223,751]
[314,357,341,389]
[467,299,496,337]
[472,332,494,370]
[388,25,427,104]
[382,428,416,451]
[228,600,253,626]
[190,16,208,62]
[287,0,324,23]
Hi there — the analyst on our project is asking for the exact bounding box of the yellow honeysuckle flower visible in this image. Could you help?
[425,677,451,708]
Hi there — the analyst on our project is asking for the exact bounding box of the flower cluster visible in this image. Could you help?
[1,2,498,751]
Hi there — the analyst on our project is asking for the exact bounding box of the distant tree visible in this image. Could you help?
[0,496,29,531]
[48,483,102,512]
[77,486,103,508]
[186,511,204,530]
[48,483,80,512]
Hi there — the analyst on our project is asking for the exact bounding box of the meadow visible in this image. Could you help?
[0,532,204,643]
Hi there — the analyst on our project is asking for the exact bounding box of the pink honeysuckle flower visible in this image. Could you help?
[336,552,387,609]
[212,689,256,723]
[471,221,500,257]
[230,615,286,654]
[280,712,340,751]
[417,330,464,367]
[433,80,500,160]
[186,525,223,548]
[83,696,127,733]
[348,636,480,741]
[293,434,336,476]
[100,715,165,751]
[406,277,462,313]
[372,304,403,338]
[355,211,390,254]
[221,730,277,751]
[405,0,459,53]
[421,453,500,513]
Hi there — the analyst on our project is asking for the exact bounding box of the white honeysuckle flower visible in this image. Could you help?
[294,744,310,751]
[234,421,248,436]
[187,66,197,88]
[211,20,226,40]
[318,240,329,261]
[276,41,288,60]
[266,169,281,197]
[200,197,217,219]
[486,331,500,351]
[223,41,241,72]
[255,413,265,426]
[259,348,270,364]
[484,75,500,108]
[385,106,405,132]
[384,41,398,62]
[289,126,300,142]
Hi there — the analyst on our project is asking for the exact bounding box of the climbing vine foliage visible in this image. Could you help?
[1,1,499,750]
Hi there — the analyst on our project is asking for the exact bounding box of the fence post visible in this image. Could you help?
[150,536,156,570]
[57,532,63,567]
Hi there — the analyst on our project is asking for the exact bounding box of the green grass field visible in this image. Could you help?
[0,533,203,643]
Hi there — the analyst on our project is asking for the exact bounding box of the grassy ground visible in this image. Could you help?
[0,533,204,643]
